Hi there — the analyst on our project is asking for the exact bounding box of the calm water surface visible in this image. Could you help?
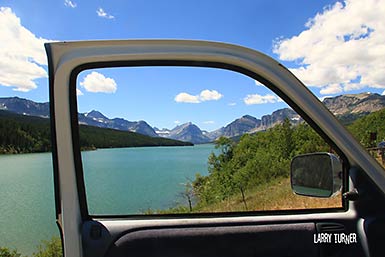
[0,144,215,255]
[0,152,56,255]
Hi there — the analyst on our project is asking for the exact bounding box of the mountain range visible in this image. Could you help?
[78,110,159,137]
[1,92,384,144]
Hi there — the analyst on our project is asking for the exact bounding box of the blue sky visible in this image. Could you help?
[1,0,385,131]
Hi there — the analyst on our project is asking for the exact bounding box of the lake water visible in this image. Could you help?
[0,144,215,255]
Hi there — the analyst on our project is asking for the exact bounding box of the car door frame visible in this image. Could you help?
[45,39,385,257]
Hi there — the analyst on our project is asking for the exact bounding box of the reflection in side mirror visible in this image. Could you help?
[290,153,342,198]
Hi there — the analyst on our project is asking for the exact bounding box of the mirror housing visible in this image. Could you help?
[290,152,342,198]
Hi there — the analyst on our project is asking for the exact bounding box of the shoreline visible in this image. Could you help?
[0,143,199,155]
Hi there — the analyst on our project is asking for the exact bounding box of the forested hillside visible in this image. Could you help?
[191,119,330,209]
[0,111,51,153]
[348,108,385,147]
[0,111,191,154]
[78,124,192,149]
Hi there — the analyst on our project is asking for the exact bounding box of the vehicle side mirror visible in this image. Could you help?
[290,152,342,198]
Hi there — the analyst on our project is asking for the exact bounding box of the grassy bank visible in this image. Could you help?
[146,176,341,215]
[195,176,341,213]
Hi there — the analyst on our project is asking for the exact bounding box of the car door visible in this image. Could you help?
[45,40,385,257]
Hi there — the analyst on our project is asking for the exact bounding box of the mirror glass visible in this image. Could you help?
[291,153,342,197]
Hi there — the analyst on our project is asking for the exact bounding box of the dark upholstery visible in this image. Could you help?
[104,223,317,257]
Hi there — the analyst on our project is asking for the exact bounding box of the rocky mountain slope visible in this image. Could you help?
[78,110,158,137]
[219,115,262,138]
[323,93,385,115]
[0,97,49,117]
[165,122,210,144]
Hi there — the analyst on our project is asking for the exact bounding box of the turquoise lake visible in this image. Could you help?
[0,144,216,255]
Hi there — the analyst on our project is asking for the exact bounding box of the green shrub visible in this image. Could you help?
[0,247,22,257]
[32,237,62,257]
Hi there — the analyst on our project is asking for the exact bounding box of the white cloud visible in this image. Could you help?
[0,7,52,92]
[319,95,332,102]
[199,89,223,101]
[97,7,114,19]
[228,102,237,106]
[203,120,215,124]
[320,84,343,95]
[254,80,264,86]
[382,90,385,96]
[343,82,366,92]
[76,88,83,96]
[64,0,77,8]
[175,89,223,103]
[174,92,200,103]
[174,120,181,124]
[273,0,385,94]
[80,71,117,93]
[243,94,281,105]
